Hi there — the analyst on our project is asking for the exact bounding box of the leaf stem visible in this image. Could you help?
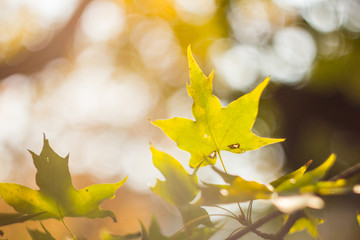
[237,203,245,219]
[247,200,253,224]
[60,217,77,240]
[214,205,239,219]
[217,151,227,174]
[57,204,76,240]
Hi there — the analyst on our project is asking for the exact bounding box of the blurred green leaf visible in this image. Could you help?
[150,145,198,206]
[0,136,127,221]
[178,204,213,229]
[288,213,324,239]
[105,215,216,240]
[28,222,55,240]
[301,179,350,195]
[150,146,212,229]
[152,46,284,168]
[102,217,167,240]
[275,154,336,194]
[198,167,273,205]
[103,232,141,240]
[270,160,312,188]
[143,216,168,240]
[0,212,44,226]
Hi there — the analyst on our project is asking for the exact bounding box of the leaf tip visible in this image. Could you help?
[306,159,313,168]
[187,44,192,56]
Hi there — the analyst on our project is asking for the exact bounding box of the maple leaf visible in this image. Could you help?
[150,145,198,206]
[270,160,313,188]
[0,136,127,222]
[198,167,273,205]
[150,146,212,228]
[273,154,353,196]
[275,154,336,194]
[104,215,216,240]
[153,46,284,168]
[0,212,44,226]
[28,222,55,240]
[288,211,324,239]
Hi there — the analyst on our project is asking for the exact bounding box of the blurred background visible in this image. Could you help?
[0,0,359,239]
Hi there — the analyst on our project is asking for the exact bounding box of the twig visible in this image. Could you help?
[329,162,360,181]
[226,162,360,240]
[272,210,304,240]
[226,210,282,240]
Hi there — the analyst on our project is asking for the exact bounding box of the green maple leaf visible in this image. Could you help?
[275,154,336,194]
[153,46,284,168]
[270,160,313,188]
[288,212,324,239]
[198,167,273,205]
[150,146,212,228]
[0,212,44,226]
[0,136,127,222]
[104,215,216,240]
[150,145,198,206]
[28,222,55,240]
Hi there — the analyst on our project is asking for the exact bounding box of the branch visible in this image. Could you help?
[226,210,282,240]
[329,162,360,181]
[227,161,360,240]
[272,210,304,240]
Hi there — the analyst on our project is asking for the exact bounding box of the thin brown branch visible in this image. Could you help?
[272,210,304,240]
[226,210,282,240]
[226,160,360,240]
[329,162,360,181]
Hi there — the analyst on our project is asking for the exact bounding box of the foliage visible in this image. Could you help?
[0,47,359,239]
[27,223,55,240]
[288,212,324,240]
[152,47,284,168]
[0,136,127,222]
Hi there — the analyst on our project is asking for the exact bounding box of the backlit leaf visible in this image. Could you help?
[178,204,213,228]
[150,146,212,229]
[198,167,273,205]
[288,213,324,239]
[105,215,216,240]
[0,212,44,226]
[270,160,312,188]
[152,47,284,168]
[300,179,349,195]
[28,222,55,240]
[0,136,127,221]
[275,154,336,194]
[150,145,198,206]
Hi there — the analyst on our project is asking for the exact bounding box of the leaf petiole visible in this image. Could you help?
[246,200,253,224]
[60,217,77,240]
[217,151,227,174]
[57,204,77,240]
